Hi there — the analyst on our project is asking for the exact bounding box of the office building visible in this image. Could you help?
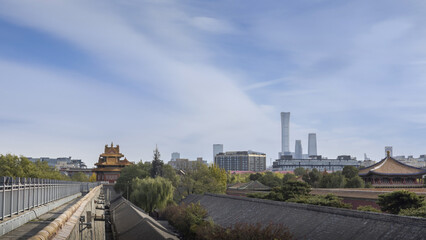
[295,140,302,159]
[168,157,207,170]
[171,152,180,161]
[281,112,290,155]
[215,151,266,172]
[308,133,317,157]
[213,144,224,161]
[272,155,359,172]
[27,157,87,169]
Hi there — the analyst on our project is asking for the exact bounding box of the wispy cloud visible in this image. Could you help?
[1,0,426,163]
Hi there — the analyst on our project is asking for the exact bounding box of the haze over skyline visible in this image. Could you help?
[1,1,426,167]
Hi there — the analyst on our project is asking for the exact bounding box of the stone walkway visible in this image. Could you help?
[0,197,81,240]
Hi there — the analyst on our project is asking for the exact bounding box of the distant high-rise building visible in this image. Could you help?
[213,144,224,161]
[295,140,302,159]
[385,146,393,157]
[308,133,317,157]
[281,112,290,155]
[215,151,266,172]
[171,152,180,161]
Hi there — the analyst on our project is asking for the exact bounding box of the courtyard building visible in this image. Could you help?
[359,151,426,187]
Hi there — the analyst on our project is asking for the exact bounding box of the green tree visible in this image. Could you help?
[345,176,365,188]
[114,161,151,196]
[249,173,262,181]
[162,164,179,187]
[263,181,311,201]
[71,172,89,182]
[282,173,296,183]
[0,154,68,180]
[377,190,425,214]
[258,172,282,188]
[302,168,322,187]
[319,172,345,188]
[293,167,306,177]
[150,146,164,178]
[342,166,359,179]
[130,177,174,213]
[179,163,227,196]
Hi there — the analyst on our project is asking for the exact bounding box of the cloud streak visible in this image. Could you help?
[1,0,426,165]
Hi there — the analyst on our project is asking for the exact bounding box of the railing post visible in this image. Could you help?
[31,178,34,209]
[17,177,20,214]
[22,178,26,211]
[2,177,5,220]
[36,178,39,207]
[48,179,51,203]
[10,177,13,216]
[41,179,44,205]
[55,180,57,201]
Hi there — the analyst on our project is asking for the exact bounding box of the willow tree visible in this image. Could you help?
[130,177,174,213]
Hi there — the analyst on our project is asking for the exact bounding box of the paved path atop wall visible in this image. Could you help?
[0,197,81,240]
[183,193,426,240]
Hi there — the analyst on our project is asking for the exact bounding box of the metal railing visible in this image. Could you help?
[0,176,102,220]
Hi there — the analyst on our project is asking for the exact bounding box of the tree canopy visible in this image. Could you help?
[71,172,89,182]
[0,154,68,180]
[130,177,174,213]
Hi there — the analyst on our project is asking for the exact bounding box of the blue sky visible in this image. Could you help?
[1,0,426,167]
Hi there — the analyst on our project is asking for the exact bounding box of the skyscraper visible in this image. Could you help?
[281,112,290,155]
[171,152,180,161]
[295,140,302,159]
[213,144,223,163]
[308,133,317,157]
[385,146,393,157]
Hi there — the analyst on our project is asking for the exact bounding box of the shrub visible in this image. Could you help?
[357,205,381,213]
[399,206,426,218]
[288,194,352,209]
[197,222,294,240]
[345,176,365,188]
[162,202,211,239]
[377,190,425,214]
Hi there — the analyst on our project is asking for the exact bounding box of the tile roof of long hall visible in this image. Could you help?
[227,180,271,190]
[359,154,426,176]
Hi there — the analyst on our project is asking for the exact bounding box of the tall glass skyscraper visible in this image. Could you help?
[295,140,303,159]
[308,133,317,157]
[281,112,290,155]
[213,144,224,163]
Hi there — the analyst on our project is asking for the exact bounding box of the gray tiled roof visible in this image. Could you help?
[183,193,426,240]
[111,197,178,240]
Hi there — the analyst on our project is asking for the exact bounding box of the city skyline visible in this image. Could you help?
[1,1,426,166]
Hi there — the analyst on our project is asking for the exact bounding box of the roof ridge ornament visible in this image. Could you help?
[386,151,390,158]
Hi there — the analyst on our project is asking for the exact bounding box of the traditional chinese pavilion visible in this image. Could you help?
[359,152,426,187]
[92,143,133,183]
